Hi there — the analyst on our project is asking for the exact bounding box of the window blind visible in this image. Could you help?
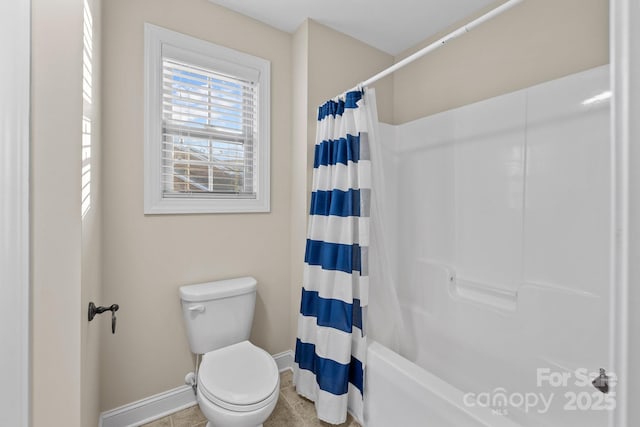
[161,57,258,198]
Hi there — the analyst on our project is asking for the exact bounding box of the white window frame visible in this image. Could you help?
[144,23,270,214]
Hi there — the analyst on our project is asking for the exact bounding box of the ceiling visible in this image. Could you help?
[208,0,497,56]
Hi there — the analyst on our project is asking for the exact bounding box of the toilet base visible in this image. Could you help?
[197,384,277,427]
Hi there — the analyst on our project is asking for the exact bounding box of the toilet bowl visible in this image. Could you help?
[196,341,280,427]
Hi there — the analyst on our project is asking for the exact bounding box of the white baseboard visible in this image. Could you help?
[99,350,294,427]
[273,349,294,372]
[99,385,196,427]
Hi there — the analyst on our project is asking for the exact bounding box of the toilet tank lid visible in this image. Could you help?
[180,277,257,302]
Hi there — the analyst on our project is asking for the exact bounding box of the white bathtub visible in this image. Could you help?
[363,341,521,427]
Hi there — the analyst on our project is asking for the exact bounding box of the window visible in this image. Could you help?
[144,24,270,213]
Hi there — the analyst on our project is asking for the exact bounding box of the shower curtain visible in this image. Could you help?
[293,89,377,424]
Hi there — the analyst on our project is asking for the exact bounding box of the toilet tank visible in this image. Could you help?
[180,276,257,355]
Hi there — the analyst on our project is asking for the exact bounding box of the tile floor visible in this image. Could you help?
[142,370,361,427]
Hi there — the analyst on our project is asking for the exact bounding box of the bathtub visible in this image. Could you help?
[363,341,521,427]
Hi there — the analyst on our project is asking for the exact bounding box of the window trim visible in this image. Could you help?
[144,23,270,214]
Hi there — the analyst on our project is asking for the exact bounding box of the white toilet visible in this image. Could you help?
[180,277,279,427]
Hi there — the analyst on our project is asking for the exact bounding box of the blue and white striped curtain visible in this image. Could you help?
[294,89,376,425]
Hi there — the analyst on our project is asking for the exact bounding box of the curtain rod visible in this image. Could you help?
[347,0,524,93]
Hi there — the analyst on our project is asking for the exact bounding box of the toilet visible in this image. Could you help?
[180,277,279,427]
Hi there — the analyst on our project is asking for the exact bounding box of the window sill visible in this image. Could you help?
[144,196,270,215]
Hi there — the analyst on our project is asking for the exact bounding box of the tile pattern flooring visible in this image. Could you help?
[142,370,362,427]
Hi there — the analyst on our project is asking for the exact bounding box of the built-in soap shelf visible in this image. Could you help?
[451,276,518,311]
[419,259,519,311]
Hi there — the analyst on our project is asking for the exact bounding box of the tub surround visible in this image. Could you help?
[368,65,610,427]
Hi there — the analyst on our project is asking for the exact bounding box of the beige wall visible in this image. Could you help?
[81,0,104,425]
[101,0,293,410]
[31,0,84,425]
[393,0,609,123]
[307,20,394,126]
[288,20,394,347]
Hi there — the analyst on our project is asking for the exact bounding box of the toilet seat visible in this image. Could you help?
[198,341,279,413]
